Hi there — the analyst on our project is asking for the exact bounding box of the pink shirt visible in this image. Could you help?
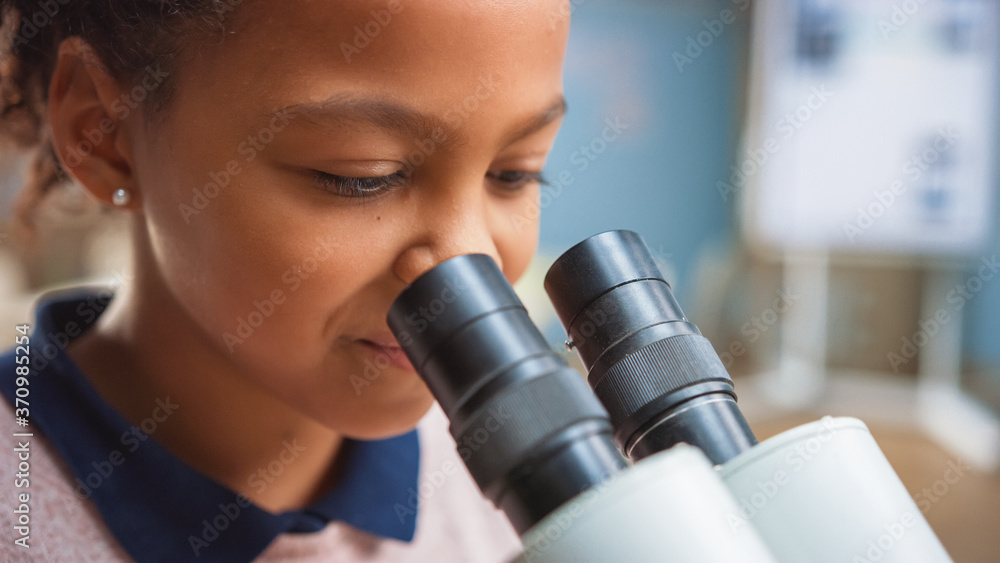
[1,399,523,562]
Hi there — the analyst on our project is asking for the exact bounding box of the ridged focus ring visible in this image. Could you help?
[593,333,733,428]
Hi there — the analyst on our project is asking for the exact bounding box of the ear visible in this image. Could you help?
[48,37,141,210]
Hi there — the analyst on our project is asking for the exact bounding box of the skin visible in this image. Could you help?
[50,0,570,512]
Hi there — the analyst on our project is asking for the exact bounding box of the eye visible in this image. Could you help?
[311,170,408,198]
[486,170,549,192]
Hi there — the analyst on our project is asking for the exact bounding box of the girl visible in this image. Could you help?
[0,1,569,561]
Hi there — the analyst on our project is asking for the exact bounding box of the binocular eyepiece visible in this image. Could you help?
[387,229,755,531]
[387,254,626,534]
[544,230,757,464]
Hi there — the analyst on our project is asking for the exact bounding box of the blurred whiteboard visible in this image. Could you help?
[740,0,1000,255]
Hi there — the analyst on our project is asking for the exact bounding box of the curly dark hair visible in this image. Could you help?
[0,0,245,231]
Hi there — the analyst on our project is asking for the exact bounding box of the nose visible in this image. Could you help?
[393,195,503,285]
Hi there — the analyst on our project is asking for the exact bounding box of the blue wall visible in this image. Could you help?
[539,0,999,369]
[965,230,1000,367]
[538,0,746,306]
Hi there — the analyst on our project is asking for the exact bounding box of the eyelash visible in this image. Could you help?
[486,170,550,191]
[311,170,408,198]
[311,169,549,198]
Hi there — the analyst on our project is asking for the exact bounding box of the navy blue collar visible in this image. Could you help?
[0,289,420,562]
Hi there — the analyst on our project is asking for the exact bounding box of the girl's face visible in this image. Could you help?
[124,1,569,438]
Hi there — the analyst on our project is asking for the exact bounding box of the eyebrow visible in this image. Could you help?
[275,94,567,150]
[501,97,567,147]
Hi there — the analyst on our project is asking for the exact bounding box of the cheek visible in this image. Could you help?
[139,156,378,364]
[491,187,541,284]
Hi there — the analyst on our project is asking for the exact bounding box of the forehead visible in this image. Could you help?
[175,0,569,126]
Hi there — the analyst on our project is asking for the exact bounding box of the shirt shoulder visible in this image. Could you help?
[0,397,133,562]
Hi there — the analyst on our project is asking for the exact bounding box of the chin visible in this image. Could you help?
[332,392,437,440]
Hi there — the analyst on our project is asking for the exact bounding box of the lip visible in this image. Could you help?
[355,338,416,373]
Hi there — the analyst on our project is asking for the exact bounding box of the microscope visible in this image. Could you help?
[388,230,951,562]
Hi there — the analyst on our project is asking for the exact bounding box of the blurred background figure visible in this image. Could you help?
[2,0,998,560]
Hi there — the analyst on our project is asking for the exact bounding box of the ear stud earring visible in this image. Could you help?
[112,188,131,207]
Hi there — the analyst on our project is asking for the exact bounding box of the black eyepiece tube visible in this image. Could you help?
[387,254,626,534]
[544,230,757,465]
